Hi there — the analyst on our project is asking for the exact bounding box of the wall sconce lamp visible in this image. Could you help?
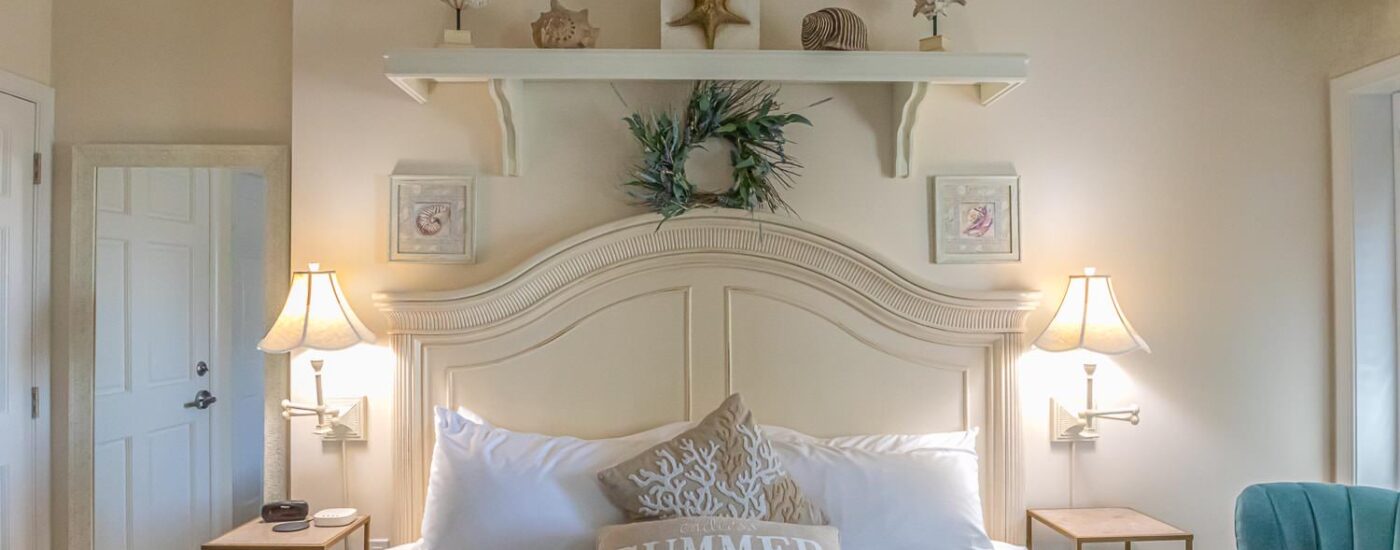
[258,263,377,441]
[1033,267,1150,442]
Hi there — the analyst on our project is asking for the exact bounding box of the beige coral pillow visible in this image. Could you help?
[597,394,827,525]
[597,517,840,550]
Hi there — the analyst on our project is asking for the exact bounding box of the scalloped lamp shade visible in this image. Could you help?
[258,264,376,353]
[1033,268,1149,356]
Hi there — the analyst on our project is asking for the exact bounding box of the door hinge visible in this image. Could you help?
[30,386,38,419]
[32,152,41,185]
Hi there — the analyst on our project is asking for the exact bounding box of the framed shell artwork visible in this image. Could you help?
[931,175,1020,264]
[389,175,476,263]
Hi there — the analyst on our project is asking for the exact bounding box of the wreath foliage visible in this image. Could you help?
[624,81,814,221]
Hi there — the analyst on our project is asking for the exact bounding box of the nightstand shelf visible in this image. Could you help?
[202,515,370,550]
[1028,508,1192,549]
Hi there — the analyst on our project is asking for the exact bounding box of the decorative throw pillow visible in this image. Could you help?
[597,394,828,525]
[597,517,841,550]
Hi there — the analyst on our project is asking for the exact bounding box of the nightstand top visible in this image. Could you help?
[1029,508,1190,542]
[202,515,370,549]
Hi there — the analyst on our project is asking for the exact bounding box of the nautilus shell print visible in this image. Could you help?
[801,8,868,51]
[961,204,994,238]
[415,203,452,236]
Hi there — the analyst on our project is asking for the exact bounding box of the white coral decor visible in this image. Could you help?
[441,0,489,31]
[441,0,488,9]
[913,0,967,20]
[628,424,787,519]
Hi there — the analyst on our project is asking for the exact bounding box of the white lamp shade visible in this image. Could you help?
[1033,268,1149,355]
[258,265,376,353]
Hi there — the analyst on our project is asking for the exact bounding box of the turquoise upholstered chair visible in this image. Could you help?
[1236,483,1400,549]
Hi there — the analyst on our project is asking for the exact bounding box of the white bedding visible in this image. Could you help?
[387,540,1028,550]
[415,407,1006,550]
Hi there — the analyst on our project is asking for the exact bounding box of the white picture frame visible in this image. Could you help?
[931,175,1021,264]
[389,174,476,263]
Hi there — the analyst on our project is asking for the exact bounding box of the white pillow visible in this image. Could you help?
[420,408,691,550]
[774,442,994,550]
[453,406,490,427]
[423,407,987,549]
[455,406,976,453]
[762,424,979,453]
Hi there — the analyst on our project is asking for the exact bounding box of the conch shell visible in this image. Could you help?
[801,8,868,51]
[531,0,600,49]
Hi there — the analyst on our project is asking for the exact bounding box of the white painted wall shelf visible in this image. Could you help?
[383,48,1030,177]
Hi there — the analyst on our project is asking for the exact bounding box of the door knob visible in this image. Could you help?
[195,361,209,377]
[183,390,217,410]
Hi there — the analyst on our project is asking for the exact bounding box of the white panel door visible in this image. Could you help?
[95,167,213,550]
[0,91,39,550]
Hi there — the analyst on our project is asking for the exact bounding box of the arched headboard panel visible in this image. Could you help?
[374,211,1040,544]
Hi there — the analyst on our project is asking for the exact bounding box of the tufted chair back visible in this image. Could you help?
[1236,483,1400,549]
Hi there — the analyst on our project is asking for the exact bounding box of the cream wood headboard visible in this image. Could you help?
[374,211,1040,545]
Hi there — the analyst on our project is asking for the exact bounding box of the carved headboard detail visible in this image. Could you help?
[375,211,1039,544]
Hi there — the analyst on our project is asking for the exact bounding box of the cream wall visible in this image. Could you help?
[50,0,291,145]
[1310,0,1400,77]
[293,1,1335,549]
[0,0,52,84]
[21,0,1400,548]
[48,1,290,547]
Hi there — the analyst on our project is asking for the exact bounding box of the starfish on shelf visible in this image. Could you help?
[668,0,750,49]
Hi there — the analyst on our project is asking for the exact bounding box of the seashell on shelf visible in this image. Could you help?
[801,8,868,51]
[531,0,600,49]
[415,203,452,236]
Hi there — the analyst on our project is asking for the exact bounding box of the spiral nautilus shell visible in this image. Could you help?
[801,8,868,51]
[415,203,451,236]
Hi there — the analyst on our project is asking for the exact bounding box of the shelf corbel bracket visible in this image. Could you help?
[893,81,931,179]
[390,76,434,105]
[489,78,524,177]
[892,80,1022,179]
[979,82,1020,106]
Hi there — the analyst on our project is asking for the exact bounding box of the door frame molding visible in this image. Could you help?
[1331,54,1400,486]
[63,145,289,550]
[0,68,54,550]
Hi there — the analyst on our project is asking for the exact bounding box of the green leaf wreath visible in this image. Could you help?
[623,81,817,221]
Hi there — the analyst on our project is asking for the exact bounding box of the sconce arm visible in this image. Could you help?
[278,361,368,442]
[281,400,328,414]
[1051,400,1143,442]
[1082,405,1140,425]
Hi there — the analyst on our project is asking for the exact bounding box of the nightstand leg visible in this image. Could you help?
[364,516,371,550]
[1026,515,1033,549]
[1126,543,1132,550]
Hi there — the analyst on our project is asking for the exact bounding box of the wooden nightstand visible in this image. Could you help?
[1028,508,1192,550]
[202,515,370,550]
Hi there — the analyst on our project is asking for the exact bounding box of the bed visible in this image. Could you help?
[374,211,1040,548]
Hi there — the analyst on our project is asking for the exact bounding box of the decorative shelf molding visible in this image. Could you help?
[384,48,1029,178]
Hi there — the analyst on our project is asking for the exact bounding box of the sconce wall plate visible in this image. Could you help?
[321,397,368,441]
[1051,399,1099,442]
[1049,388,1141,444]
